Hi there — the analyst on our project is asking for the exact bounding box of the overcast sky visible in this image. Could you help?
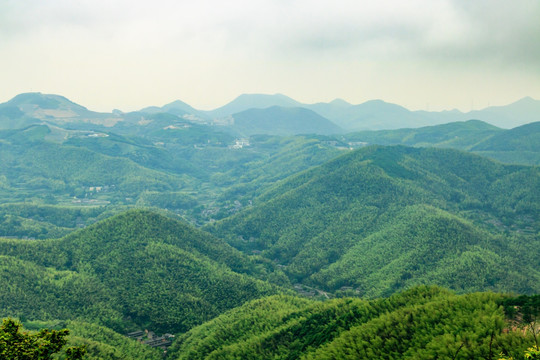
[1,0,539,112]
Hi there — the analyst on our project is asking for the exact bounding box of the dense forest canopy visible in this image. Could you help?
[169,287,540,360]
[0,210,281,334]
[0,93,538,358]
[209,145,540,296]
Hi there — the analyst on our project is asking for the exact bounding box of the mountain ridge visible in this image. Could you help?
[207,93,302,118]
[208,145,540,296]
[3,92,539,132]
[230,106,343,136]
[0,209,281,333]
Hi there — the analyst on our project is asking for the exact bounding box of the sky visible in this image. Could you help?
[1,0,539,112]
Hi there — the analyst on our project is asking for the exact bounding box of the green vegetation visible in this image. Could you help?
[472,122,540,153]
[344,120,540,165]
[0,124,342,232]
[209,135,343,209]
[2,318,164,360]
[345,119,501,149]
[0,210,280,334]
[0,138,182,195]
[209,146,540,296]
[311,205,537,297]
[23,320,162,360]
[471,122,540,165]
[170,287,539,360]
[0,318,86,359]
[0,203,110,239]
[1,94,539,358]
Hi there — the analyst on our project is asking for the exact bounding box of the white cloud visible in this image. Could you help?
[0,0,539,111]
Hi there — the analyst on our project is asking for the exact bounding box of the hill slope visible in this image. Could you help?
[169,287,538,360]
[344,120,540,165]
[230,106,343,136]
[208,146,540,296]
[470,121,540,164]
[140,99,209,121]
[0,210,280,333]
[315,99,434,130]
[472,121,540,152]
[464,96,540,128]
[0,92,118,128]
[20,319,163,360]
[208,94,302,118]
[345,120,502,149]
[0,123,348,233]
[0,125,187,204]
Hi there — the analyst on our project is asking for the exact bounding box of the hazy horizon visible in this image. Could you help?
[1,0,539,113]
[1,90,538,115]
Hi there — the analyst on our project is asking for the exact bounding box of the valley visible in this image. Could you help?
[0,93,538,359]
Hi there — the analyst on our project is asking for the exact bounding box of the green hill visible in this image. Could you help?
[311,204,535,296]
[16,319,163,359]
[62,128,206,177]
[230,106,343,136]
[0,203,111,239]
[471,121,540,165]
[0,105,39,129]
[345,120,501,149]
[344,120,540,165]
[169,286,538,360]
[208,146,540,296]
[0,126,190,203]
[471,121,539,152]
[0,124,347,233]
[211,135,344,201]
[0,92,117,129]
[112,112,234,143]
[0,210,280,333]
[0,125,204,238]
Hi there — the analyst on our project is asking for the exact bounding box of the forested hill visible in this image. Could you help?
[345,120,502,149]
[0,125,189,201]
[169,286,540,360]
[470,121,540,165]
[0,210,280,333]
[208,145,540,297]
[0,124,343,237]
[344,120,540,165]
[471,121,540,152]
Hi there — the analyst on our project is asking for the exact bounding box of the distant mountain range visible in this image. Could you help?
[2,89,540,360]
[208,93,302,118]
[1,92,539,133]
[0,92,118,128]
[153,93,540,130]
[230,106,343,136]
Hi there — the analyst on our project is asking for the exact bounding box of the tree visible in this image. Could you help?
[0,318,86,359]
[524,346,540,359]
[499,346,540,360]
